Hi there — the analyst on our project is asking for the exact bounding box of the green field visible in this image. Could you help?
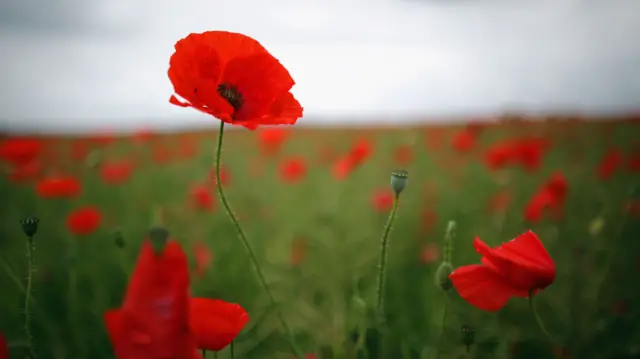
[1,118,639,359]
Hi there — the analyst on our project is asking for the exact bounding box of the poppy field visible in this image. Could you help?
[1,117,639,359]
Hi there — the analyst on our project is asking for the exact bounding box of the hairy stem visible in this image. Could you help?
[434,292,450,359]
[214,121,304,358]
[375,193,400,320]
[25,236,36,358]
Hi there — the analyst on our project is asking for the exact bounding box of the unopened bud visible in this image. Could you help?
[20,216,39,238]
[390,170,408,195]
[113,228,126,249]
[588,217,604,237]
[149,226,169,253]
[435,262,454,291]
[461,325,475,352]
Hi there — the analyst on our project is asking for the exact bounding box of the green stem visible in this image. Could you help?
[25,236,36,358]
[213,351,218,359]
[214,121,304,359]
[230,341,235,359]
[433,293,450,359]
[528,290,552,343]
[202,349,206,358]
[375,193,400,320]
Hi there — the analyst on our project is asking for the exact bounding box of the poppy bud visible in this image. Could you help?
[149,226,169,253]
[461,325,475,352]
[443,220,456,264]
[435,262,454,291]
[588,216,604,237]
[113,228,126,249]
[390,169,408,195]
[20,216,39,238]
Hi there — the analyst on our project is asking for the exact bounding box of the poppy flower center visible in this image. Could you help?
[217,83,244,111]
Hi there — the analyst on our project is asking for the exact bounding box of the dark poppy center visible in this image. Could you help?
[217,83,244,111]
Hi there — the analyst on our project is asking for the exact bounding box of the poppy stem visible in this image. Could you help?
[433,292,450,359]
[230,341,235,359]
[24,235,36,358]
[202,349,206,358]
[528,290,552,343]
[213,351,218,359]
[375,193,400,322]
[214,121,305,359]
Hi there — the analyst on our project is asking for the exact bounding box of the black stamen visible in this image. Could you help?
[217,83,244,111]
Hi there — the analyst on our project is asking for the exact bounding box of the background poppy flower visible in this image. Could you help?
[449,231,556,311]
[35,175,82,198]
[66,206,103,235]
[168,31,303,129]
[189,298,249,352]
[105,240,199,359]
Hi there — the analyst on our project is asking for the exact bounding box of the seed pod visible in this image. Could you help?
[390,170,408,195]
[20,216,40,238]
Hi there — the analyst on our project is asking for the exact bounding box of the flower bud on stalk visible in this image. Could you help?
[390,170,408,196]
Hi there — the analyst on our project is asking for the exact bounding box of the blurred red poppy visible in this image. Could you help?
[189,298,249,352]
[420,242,439,264]
[0,137,42,165]
[451,130,476,153]
[393,145,413,165]
[596,148,623,181]
[210,166,231,186]
[279,157,307,183]
[168,31,303,129]
[524,172,568,222]
[0,332,7,359]
[101,161,134,185]
[67,206,102,235]
[371,189,394,212]
[8,160,41,183]
[258,127,289,156]
[192,241,213,278]
[190,185,215,211]
[449,231,556,311]
[35,175,82,198]
[104,240,200,359]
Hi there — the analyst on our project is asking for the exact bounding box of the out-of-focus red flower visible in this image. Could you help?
[597,148,624,181]
[8,160,41,183]
[131,129,154,144]
[451,130,476,153]
[35,175,82,198]
[393,145,413,165]
[279,157,307,183]
[190,184,215,211]
[484,141,514,170]
[101,161,134,185]
[291,237,308,266]
[421,209,438,232]
[488,190,512,213]
[629,153,640,172]
[104,240,200,359]
[189,298,249,352]
[210,167,231,186]
[425,128,444,151]
[513,138,549,172]
[420,243,440,264]
[0,332,8,359]
[192,241,212,278]
[449,231,556,311]
[524,172,568,223]
[258,128,289,156]
[371,189,394,212]
[70,141,90,161]
[153,146,173,164]
[168,31,303,129]
[332,139,373,180]
[67,206,102,235]
[0,137,42,165]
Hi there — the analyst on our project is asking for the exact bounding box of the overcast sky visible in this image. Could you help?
[0,0,639,133]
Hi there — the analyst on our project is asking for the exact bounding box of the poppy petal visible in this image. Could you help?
[199,31,267,62]
[221,53,295,122]
[264,92,304,125]
[449,264,520,311]
[104,309,124,344]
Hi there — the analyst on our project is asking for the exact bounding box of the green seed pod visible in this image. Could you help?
[149,226,169,253]
[435,262,454,291]
[20,216,39,238]
[390,169,408,195]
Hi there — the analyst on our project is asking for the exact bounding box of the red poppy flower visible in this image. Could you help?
[258,127,289,156]
[190,184,215,211]
[279,157,307,183]
[451,129,476,152]
[101,160,134,185]
[524,172,568,222]
[0,332,7,359]
[189,298,249,351]
[67,206,102,235]
[0,137,42,165]
[449,231,556,311]
[192,241,213,278]
[596,148,624,181]
[420,243,440,264]
[483,141,514,170]
[168,31,303,129]
[371,189,394,212]
[35,175,82,198]
[8,160,41,183]
[104,240,200,359]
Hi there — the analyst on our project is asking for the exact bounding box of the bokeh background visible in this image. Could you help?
[1,0,640,359]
